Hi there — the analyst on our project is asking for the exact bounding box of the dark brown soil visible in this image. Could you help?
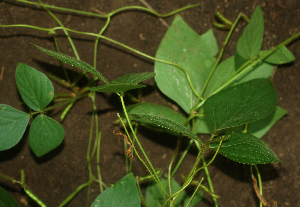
[0,0,299,206]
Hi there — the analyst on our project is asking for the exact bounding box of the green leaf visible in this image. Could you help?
[16,63,54,111]
[233,106,287,138]
[260,45,295,64]
[146,177,186,207]
[0,186,19,207]
[236,6,264,59]
[129,113,199,141]
[91,173,140,207]
[89,84,145,93]
[233,61,274,86]
[33,44,108,83]
[29,115,64,157]
[154,15,218,113]
[203,55,236,98]
[204,79,277,131]
[0,105,29,151]
[89,72,155,93]
[127,102,186,125]
[210,133,280,164]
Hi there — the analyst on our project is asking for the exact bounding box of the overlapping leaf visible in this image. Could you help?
[210,133,280,164]
[33,44,108,83]
[260,45,295,64]
[154,15,218,113]
[0,105,29,151]
[89,72,155,93]
[29,115,64,157]
[129,113,199,141]
[16,63,54,111]
[91,173,140,207]
[236,6,264,59]
[204,79,277,130]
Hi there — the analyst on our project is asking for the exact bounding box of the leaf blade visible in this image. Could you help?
[236,6,264,59]
[91,173,140,207]
[210,133,280,164]
[204,79,277,130]
[29,115,64,157]
[0,105,29,151]
[16,63,54,111]
[33,44,108,83]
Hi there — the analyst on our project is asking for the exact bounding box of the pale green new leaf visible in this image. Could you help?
[260,45,295,64]
[33,44,108,83]
[29,115,64,157]
[91,173,140,207]
[0,105,29,151]
[210,133,280,164]
[154,15,218,113]
[16,63,54,111]
[236,6,264,59]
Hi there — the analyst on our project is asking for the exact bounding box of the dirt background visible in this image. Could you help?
[0,0,299,206]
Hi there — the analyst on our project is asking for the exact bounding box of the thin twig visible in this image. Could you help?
[139,0,169,28]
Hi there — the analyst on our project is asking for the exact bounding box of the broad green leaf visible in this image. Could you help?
[91,173,140,207]
[89,72,155,93]
[33,44,108,83]
[129,113,199,141]
[233,106,287,138]
[0,105,29,151]
[0,186,19,207]
[154,15,218,113]
[182,190,203,207]
[89,84,145,93]
[146,177,186,207]
[204,79,277,131]
[236,6,264,59]
[260,45,295,64]
[210,133,280,164]
[29,115,64,157]
[16,63,54,111]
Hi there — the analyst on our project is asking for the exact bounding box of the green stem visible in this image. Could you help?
[37,0,80,60]
[253,165,263,207]
[118,95,169,197]
[58,177,95,207]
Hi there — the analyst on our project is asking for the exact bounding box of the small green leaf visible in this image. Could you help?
[29,115,64,157]
[260,45,295,64]
[210,133,280,164]
[0,105,29,151]
[91,173,140,207]
[233,106,287,138]
[33,44,108,83]
[0,186,19,207]
[16,63,54,111]
[236,6,264,59]
[154,15,218,113]
[204,79,277,130]
[129,113,199,141]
